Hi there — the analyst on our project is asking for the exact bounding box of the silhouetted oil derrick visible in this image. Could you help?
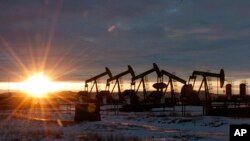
[107,65,136,103]
[85,67,112,95]
[132,63,161,102]
[159,70,186,105]
[189,69,225,103]
[84,67,112,104]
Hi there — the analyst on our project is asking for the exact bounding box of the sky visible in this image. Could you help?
[0,0,250,85]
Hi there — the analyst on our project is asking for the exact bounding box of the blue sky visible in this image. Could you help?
[0,0,250,82]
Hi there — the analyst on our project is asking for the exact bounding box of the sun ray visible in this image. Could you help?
[0,36,30,77]
[26,35,37,73]
[41,0,63,72]
[2,97,32,124]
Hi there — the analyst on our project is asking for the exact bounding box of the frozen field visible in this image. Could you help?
[0,105,249,141]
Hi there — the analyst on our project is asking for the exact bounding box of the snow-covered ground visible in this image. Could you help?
[0,105,249,141]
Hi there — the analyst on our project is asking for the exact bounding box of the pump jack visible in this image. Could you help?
[85,67,112,95]
[107,65,135,101]
[159,70,186,103]
[132,63,162,101]
[189,69,225,103]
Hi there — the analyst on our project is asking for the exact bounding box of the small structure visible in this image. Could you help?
[74,103,100,122]
[226,84,232,97]
[240,83,246,96]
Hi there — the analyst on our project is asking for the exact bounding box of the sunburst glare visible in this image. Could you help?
[21,72,56,97]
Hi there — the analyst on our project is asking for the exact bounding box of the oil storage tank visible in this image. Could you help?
[240,83,246,96]
[226,84,232,97]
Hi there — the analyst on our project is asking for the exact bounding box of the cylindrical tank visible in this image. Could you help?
[240,83,246,96]
[226,84,232,96]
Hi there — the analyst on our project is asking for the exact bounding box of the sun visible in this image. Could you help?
[22,72,54,97]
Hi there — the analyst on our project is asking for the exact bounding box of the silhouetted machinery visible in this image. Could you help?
[84,67,113,104]
[226,84,232,97]
[159,70,186,104]
[132,63,162,103]
[240,83,246,96]
[106,65,136,103]
[76,68,112,121]
[182,69,225,104]
[229,82,249,103]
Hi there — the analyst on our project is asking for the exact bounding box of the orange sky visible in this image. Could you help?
[1,79,248,95]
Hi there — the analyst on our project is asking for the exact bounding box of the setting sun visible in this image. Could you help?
[22,72,55,97]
